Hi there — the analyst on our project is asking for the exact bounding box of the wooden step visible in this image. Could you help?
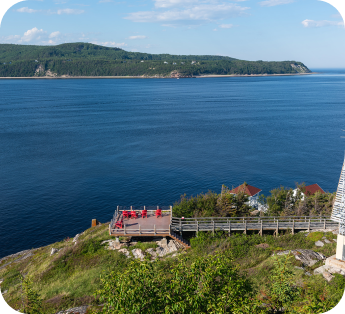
[170,231,191,249]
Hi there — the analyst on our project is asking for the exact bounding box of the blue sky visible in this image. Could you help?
[0,0,344,68]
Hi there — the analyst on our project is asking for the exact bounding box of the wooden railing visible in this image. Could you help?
[110,226,170,236]
[170,216,338,235]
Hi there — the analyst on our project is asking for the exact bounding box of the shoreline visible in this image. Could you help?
[0,73,315,80]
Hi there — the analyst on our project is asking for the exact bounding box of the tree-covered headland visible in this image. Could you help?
[0,43,311,77]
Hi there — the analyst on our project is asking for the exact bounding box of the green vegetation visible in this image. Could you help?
[1,223,344,314]
[173,190,252,218]
[95,252,257,314]
[0,43,311,77]
[21,276,43,314]
[263,184,335,216]
[172,182,335,218]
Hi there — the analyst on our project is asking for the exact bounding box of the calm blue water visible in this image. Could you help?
[1,70,345,258]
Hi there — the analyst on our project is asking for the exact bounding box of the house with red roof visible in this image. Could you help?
[293,183,325,200]
[229,182,262,209]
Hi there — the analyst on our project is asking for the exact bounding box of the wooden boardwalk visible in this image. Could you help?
[109,207,339,248]
[171,216,339,236]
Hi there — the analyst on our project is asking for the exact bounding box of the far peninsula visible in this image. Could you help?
[0,42,312,78]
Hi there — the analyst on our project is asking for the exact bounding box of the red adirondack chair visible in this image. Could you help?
[141,209,148,218]
[130,211,138,219]
[123,211,129,219]
[155,209,162,218]
[115,219,123,229]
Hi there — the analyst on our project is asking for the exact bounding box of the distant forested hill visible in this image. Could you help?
[0,42,311,77]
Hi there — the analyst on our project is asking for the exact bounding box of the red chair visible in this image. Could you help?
[123,211,129,219]
[130,211,138,219]
[141,210,148,218]
[155,209,162,218]
[115,219,123,229]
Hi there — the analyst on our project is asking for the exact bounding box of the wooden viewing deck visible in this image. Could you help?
[109,206,173,237]
[109,206,339,248]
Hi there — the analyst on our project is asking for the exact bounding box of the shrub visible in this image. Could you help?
[94,251,264,314]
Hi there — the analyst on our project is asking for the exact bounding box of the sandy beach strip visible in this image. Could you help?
[0,73,315,80]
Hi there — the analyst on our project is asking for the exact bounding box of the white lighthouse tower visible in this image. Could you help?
[331,158,345,261]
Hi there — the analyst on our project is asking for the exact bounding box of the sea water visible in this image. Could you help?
[1,69,345,258]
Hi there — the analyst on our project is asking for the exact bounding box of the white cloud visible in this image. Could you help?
[91,41,127,48]
[99,0,114,2]
[15,7,85,15]
[125,3,249,25]
[49,31,61,39]
[259,0,294,7]
[301,19,344,28]
[21,27,46,43]
[154,0,198,8]
[57,9,85,15]
[219,23,233,28]
[331,13,342,19]
[128,35,147,39]
[16,7,38,13]
[4,35,21,41]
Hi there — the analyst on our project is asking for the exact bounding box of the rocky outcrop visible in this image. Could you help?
[50,248,59,256]
[118,248,131,258]
[0,249,36,271]
[132,249,145,260]
[290,63,311,74]
[56,305,89,314]
[275,249,326,266]
[103,238,183,260]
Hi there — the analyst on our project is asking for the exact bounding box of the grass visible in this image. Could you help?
[306,231,324,242]
[0,226,342,313]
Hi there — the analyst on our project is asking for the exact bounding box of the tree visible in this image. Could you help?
[265,254,300,313]
[266,186,291,216]
[20,275,43,314]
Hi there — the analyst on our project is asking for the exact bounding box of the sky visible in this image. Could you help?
[0,0,344,68]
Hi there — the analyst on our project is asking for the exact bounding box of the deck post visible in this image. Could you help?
[212,220,215,236]
[228,219,231,236]
[196,219,199,237]
[180,219,182,236]
[139,224,141,235]
[170,206,173,224]
[259,220,263,236]
[274,221,279,237]
[244,220,247,235]
[124,224,126,235]
[292,219,295,235]
[324,219,326,230]
[154,224,156,235]
[308,219,310,232]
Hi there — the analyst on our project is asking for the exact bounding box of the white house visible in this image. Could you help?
[293,183,325,200]
[230,183,262,209]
